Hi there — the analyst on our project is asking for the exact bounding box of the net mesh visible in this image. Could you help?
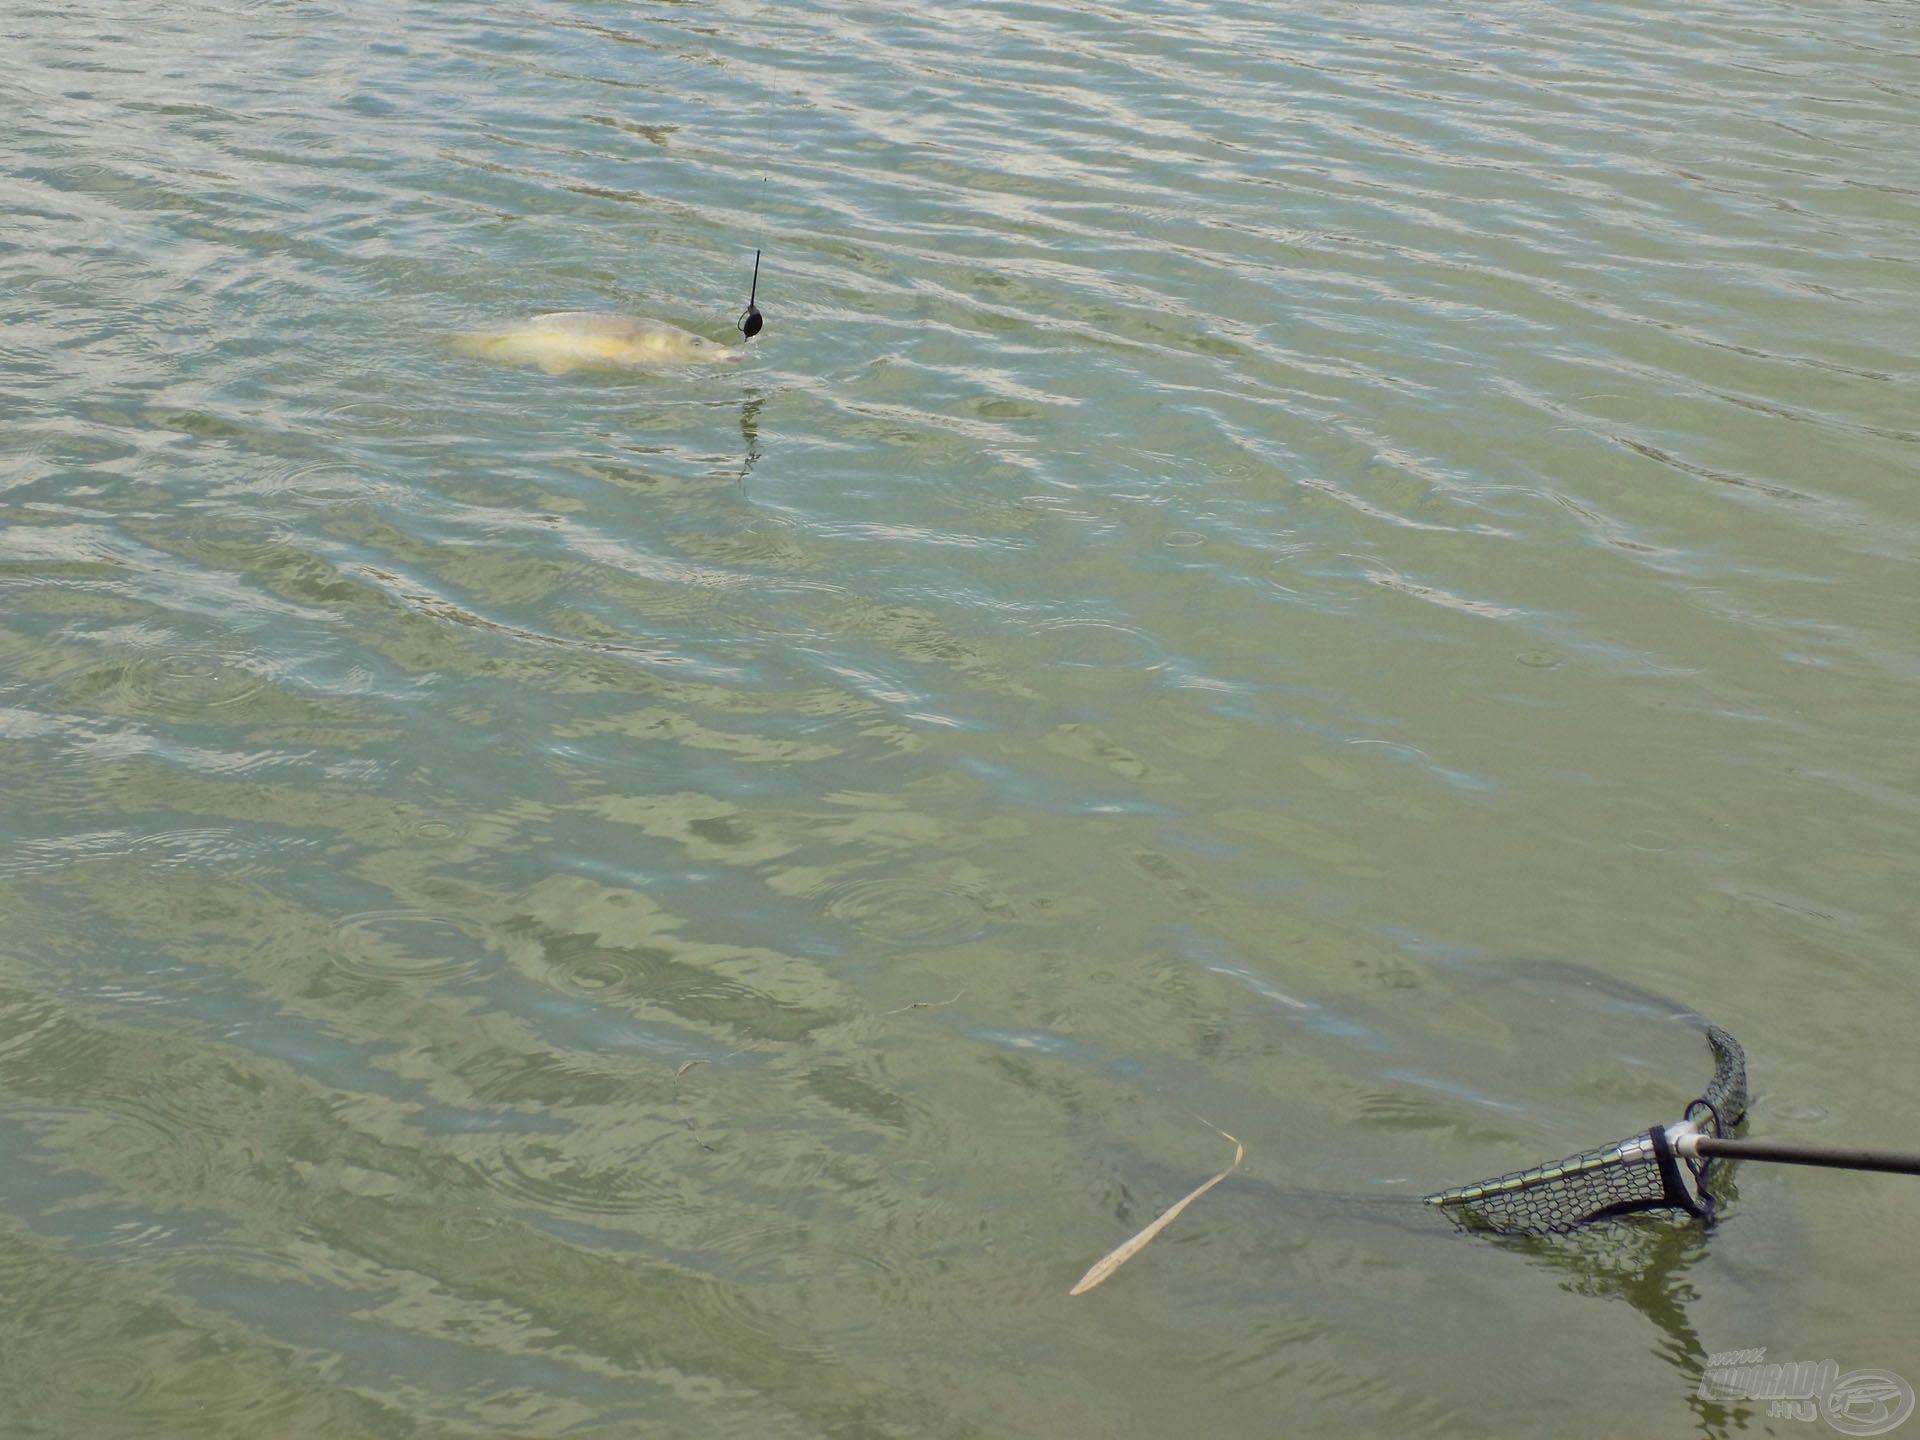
[1426,1025,1748,1237]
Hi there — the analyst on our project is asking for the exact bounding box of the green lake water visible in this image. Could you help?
[3,0,1917,1434]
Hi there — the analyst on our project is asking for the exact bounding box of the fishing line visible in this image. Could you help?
[736,90,770,340]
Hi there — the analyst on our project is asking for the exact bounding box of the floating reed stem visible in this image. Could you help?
[1069,1122,1244,1296]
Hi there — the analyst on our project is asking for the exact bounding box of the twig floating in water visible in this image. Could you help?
[1069,1122,1244,1297]
[883,988,966,1016]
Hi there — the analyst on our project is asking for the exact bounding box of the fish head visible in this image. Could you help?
[679,330,744,364]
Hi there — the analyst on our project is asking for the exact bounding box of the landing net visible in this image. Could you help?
[1426,1025,1748,1237]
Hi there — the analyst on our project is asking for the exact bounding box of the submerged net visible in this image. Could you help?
[1426,1025,1749,1237]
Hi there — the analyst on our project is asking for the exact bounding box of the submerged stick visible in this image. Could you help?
[1069,1123,1244,1296]
[883,988,966,1016]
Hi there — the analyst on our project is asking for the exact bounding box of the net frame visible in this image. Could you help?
[1426,1025,1749,1237]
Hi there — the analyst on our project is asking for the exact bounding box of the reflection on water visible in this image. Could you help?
[3,0,1918,1432]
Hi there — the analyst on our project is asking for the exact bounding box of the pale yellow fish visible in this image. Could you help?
[1069,1124,1244,1296]
[451,311,741,374]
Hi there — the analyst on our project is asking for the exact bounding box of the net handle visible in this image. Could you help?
[1678,1134,1920,1176]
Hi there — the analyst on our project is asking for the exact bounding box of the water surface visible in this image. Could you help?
[3,0,1918,1434]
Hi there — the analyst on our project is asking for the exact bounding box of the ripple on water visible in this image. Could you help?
[1762,1100,1830,1126]
[122,1226,324,1294]
[460,1119,701,1220]
[318,401,416,434]
[23,1344,161,1428]
[546,527,775,636]
[1029,615,1167,671]
[178,509,297,563]
[329,910,495,987]
[461,1048,655,1111]
[533,941,656,1003]
[604,571,755,633]
[813,874,1011,949]
[96,645,276,721]
[255,461,397,508]
[0,1005,247,1198]
[684,1220,897,1359]
[0,825,294,881]
[0,1234,325,1438]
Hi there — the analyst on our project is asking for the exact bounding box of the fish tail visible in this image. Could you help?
[448,330,505,360]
